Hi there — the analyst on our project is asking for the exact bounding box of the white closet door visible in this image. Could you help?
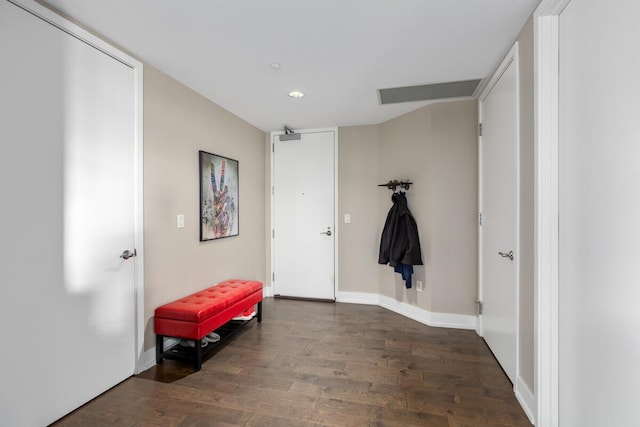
[479,45,519,385]
[0,1,137,425]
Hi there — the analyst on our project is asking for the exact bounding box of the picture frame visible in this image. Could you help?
[199,150,239,241]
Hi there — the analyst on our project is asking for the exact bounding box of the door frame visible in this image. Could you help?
[534,0,570,425]
[477,42,521,381]
[13,0,146,374]
[269,128,339,299]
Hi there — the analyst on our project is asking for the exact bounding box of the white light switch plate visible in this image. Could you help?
[344,213,351,223]
[177,214,185,228]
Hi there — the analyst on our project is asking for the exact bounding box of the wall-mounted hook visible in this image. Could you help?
[378,180,413,191]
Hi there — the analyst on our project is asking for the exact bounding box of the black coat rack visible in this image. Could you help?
[378,180,413,191]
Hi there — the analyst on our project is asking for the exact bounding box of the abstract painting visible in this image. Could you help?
[199,151,239,241]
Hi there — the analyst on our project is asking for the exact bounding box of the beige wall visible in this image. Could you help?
[337,125,381,294]
[427,101,479,314]
[517,16,535,394]
[378,101,478,315]
[143,66,266,350]
[264,134,272,291]
[336,100,478,316]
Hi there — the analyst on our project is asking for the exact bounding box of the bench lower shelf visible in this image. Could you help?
[156,314,259,371]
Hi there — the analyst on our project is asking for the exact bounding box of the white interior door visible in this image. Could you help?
[558,1,640,425]
[479,44,519,385]
[0,2,138,425]
[272,130,336,300]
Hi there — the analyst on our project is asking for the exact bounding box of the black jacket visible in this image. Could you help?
[378,192,423,267]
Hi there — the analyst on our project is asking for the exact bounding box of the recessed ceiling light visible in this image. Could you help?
[288,90,304,98]
[271,62,281,69]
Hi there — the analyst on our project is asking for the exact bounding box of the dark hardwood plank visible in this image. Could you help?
[53,298,532,426]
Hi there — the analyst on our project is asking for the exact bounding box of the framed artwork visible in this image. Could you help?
[199,150,239,241]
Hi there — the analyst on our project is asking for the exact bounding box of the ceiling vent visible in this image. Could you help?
[378,79,481,105]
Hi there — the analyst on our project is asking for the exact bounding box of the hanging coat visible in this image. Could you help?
[378,192,423,287]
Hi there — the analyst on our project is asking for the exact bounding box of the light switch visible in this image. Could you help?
[177,214,185,228]
[344,213,351,224]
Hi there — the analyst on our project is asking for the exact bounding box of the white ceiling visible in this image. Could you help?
[42,0,539,132]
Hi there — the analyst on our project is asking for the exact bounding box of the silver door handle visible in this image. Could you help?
[498,250,513,261]
[320,228,332,236]
[120,249,136,260]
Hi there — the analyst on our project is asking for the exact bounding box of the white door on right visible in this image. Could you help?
[558,0,640,424]
[478,43,519,385]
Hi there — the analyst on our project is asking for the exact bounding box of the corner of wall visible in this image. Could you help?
[377,100,478,318]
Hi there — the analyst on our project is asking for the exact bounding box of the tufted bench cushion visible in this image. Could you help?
[154,279,263,370]
[155,279,263,323]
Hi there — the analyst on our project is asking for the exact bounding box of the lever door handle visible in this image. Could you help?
[320,227,332,236]
[498,250,514,261]
[120,249,137,260]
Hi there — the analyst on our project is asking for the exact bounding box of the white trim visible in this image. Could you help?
[12,0,146,378]
[270,128,339,300]
[139,347,157,373]
[337,291,477,330]
[516,375,536,425]
[263,286,275,298]
[478,43,519,104]
[333,130,339,300]
[477,42,521,387]
[514,41,522,407]
[140,337,180,372]
[10,0,140,69]
[336,291,380,305]
[269,133,275,291]
[536,0,571,15]
[132,31,145,378]
[338,292,477,330]
[534,0,566,425]
[378,295,477,330]
[477,101,484,337]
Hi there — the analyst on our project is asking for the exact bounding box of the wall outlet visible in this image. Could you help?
[416,280,423,292]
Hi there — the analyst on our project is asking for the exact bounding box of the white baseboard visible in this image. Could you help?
[515,375,536,425]
[336,291,379,305]
[335,291,476,330]
[137,347,156,374]
[263,286,275,298]
[135,337,179,375]
[378,295,477,330]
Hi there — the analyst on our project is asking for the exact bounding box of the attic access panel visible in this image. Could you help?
[378,79,481,104]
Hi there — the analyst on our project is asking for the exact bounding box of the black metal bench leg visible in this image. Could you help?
[257,301,262,323]
[156,334,164,364]
[195,338,202,371]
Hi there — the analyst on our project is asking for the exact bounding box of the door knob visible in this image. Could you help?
[320,227,332,236]
[498,250,513,261]
[120,249,137,260]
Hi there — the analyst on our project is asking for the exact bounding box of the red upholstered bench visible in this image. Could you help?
[154,279,263,371]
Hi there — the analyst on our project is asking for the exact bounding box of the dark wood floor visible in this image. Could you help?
[53,298,532,426]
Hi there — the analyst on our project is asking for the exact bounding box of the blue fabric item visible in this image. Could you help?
[394,263,414,288]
